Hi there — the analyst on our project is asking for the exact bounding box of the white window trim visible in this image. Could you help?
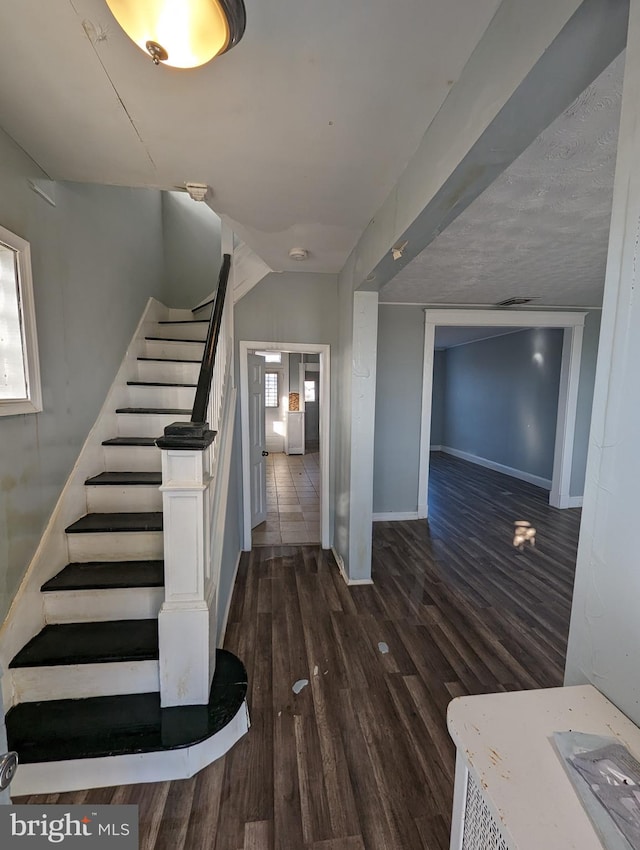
[0,225,42,416]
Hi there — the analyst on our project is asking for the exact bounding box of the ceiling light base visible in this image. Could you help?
[145,40,169,65]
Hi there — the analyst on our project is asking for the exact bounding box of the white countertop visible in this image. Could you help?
[447,684,640,850]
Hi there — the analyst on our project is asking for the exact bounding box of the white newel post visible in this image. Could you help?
[157,428,216,707]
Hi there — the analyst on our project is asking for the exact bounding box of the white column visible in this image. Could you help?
[565,0,640,726]
[158,446,214,707]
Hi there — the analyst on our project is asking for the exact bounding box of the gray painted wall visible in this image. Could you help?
[161,192,222,309]
[216,415,243,645]
[431,350,446,447]
[443,328,564,481]
[570,311,601,495]
[373,306,425,514]
[234,271,339,536]
[0,128,165,624]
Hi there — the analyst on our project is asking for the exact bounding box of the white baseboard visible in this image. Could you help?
[430,445,443,452]
[372,512,419,522]
[331,547,374,586]
[549,491,584,509]
[440,446,552,490]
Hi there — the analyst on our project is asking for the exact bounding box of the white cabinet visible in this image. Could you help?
[447,685,640,850]
[286,412,305,455]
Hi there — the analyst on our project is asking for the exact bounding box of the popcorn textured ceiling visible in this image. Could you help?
[381,53,625,308]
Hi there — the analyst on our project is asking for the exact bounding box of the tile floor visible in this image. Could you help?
[252,451,320,545]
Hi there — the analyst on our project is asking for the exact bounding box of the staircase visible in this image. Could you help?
[4,305,248,795]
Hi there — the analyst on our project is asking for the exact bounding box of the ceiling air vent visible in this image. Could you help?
[495,296,536,308]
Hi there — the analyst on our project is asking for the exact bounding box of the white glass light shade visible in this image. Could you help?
[105,0,233,68]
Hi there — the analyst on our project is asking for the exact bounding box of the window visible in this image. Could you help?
[304,380,316,403]
[265,371,279,408]
[0,225,41,416]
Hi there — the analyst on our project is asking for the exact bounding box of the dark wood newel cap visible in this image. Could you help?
[155,421,217,450]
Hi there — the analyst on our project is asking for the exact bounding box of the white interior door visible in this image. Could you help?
[248,354,267,528]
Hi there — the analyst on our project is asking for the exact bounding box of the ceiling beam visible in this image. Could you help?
[340,0,629,294]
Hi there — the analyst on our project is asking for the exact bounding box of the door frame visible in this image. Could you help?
[418,309,586,518]
[239,340,331,550]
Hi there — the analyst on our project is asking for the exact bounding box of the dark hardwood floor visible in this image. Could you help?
[16,454,582,850]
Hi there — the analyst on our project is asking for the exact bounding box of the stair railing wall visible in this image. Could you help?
[156,255,234,708]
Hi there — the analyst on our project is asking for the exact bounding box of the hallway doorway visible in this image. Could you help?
[239,340,331,550]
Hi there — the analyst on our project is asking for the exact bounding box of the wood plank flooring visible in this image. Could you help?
[16,454,582,850]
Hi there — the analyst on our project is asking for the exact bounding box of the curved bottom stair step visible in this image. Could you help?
[7,650,247,764]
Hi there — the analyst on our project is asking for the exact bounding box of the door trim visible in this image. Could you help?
[417,309,586,518]
[239,341,331,550]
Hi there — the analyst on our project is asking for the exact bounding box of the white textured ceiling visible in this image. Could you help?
[0,0,503,274]
[381,53,625,307]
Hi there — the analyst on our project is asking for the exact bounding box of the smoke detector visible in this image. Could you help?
[289,247,309,261]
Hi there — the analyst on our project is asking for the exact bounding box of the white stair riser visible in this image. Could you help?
[11,660,159,703]
[144,340,204,361]
[117,412,190,437]
[86,485,162,513]
[44,588,164,623]
[67,530,163,562]
[103,446,161,472]
[127,384,196,409]
[151,323,208,341]
[137,360,200,384]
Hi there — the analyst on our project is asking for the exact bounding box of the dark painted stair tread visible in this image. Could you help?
[9,620,159,668]
[41,561,164,591]
[145,337,205,343]
[65,512,162,533]
[6,650,246,764]
[157,320,209,324]
[102,437,156,447]
[137,356,201,364]
[85,472,161,486]
[116,407,191,415]
[127,381,197,387]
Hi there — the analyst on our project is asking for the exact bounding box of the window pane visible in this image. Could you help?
[0,243,27,400]
[265,372,279,407]
[304,380,315,403]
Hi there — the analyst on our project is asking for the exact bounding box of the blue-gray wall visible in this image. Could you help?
[216,413,243,645]
[431,350,446,447]
[373,306,424,514]
[571,311,601,495]
[0,128,165,623]
[161,191,222,309]
[443,328,564,482]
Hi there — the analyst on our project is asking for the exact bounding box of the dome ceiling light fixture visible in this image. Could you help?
[104,0,246,69]
[288,248,309,261]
